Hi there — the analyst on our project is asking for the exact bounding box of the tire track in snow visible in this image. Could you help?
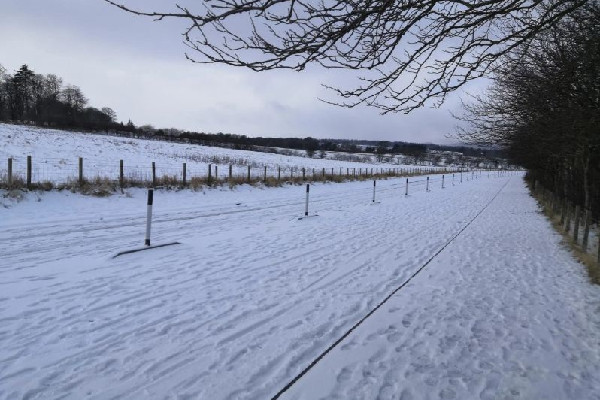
[270,178,511,400]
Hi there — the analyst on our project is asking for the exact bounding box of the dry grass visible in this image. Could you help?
[0,169,449,198]
[529,181,600,285]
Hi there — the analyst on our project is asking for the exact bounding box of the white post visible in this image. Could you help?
[305,184,310,217]
[426,176,430,192]
[145,189,153,246]
[373,179,376,202]
[405,178,409,196]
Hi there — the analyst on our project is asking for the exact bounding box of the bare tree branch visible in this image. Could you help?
[104,0,590,113]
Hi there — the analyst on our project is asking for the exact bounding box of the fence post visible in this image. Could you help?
[564,202,572,233]
[264,166,267,182]
[322,167,325,180]
[119,159,124,188]
[373,179,376,203]
[305,184,310,217]
[215,165,218,182]
[182,163,187,186]
[145,188,153,246]
[426,176,430,192]
[152,162,156,187]
[278,166,281,181]
[442,174,445,189]
[573,205,581,243]
[405,178,409,196]
[247,165,251,183]
[27,155,32,189]
[302,167,306,181]
[208,164,212,186]
[7,158,12,187]
[582,209,591,252]
[460,171,463,183]
[79,157,83,185]
[229,164,233,184]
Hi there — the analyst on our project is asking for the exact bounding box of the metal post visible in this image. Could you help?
[182,162,187,186]
[145,189,153,247]
[305,184,310,217]
[426,176,430,192]
[405,178,409,196]
[373,180,376,203]
[442,175,445,189]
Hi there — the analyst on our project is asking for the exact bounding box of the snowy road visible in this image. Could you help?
[1,174,599,399]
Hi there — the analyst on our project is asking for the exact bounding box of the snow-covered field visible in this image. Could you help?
[1,172,599,399]
[0,124,439,184]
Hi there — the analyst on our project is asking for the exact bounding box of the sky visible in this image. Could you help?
[0,0,484,144]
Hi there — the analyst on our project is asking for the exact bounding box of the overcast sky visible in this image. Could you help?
[0,0,484,144]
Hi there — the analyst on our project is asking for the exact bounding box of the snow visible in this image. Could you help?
[1,171,599,399]
[0,124,435,184]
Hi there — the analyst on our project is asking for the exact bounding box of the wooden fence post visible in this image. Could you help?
[322,168,325,180]
[27,155,32,189]
[215,165,218,182]
[247,165,251,182]
[302,168,306,181]
[573,205,581,243]
[278,166,281,181]
[597,231,600,265]
[582,209,591,252]
[229,164,233,183]
[119,159,124,188]
[78,157,83,185]
[564,202,572,233]
[264,166,267,182]
[182,162,187,186]
[7,158,12,187]
[208,164,212,185]
[152,161,156,187]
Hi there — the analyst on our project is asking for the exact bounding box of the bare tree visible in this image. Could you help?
[457,1,600,216]
[105,0,588,113]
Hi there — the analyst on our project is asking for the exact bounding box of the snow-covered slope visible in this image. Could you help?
[0,124,436,184]
[1,173,599,399]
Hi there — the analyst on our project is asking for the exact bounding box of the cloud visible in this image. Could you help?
[0,0,475,144]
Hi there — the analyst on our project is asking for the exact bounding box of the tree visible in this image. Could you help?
[60,85,88,111]
[9,65,36,120]
[457,1,600,216]
[101,107,117,122]
[105,0,589,113]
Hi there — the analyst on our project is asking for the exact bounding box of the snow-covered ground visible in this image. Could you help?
[1,172,599,399]
[0,124,440,184]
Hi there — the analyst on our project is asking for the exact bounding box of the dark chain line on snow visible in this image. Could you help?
[269,177,511,400]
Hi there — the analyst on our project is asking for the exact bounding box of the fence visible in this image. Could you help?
[531,178,600,270]
[1,156,473,190]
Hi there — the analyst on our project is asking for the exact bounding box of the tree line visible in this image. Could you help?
[0,64,501,163]
[0,64,124,131]
[458,1,600,218]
